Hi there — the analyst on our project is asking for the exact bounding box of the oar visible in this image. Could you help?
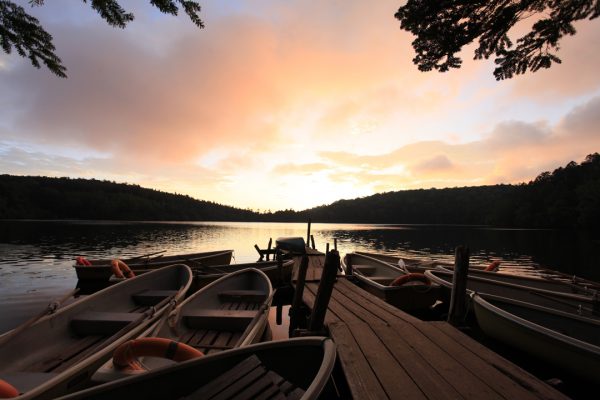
[528,290,594,314]
[0,288,80,346]
[234,290,275,348]
[128,250,167,262]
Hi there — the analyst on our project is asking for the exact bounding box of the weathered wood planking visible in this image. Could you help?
[299,254,568,400]
[291,248,325,281]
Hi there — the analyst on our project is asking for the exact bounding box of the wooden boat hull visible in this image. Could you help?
[425,269,599,320]
[191,259,294,292]
[472,293,600,382]
[57,337,336,400]
[92,268,274,383]
[462,268,595,297]
[0,264,192,400]
[74,250,233,281]
[343,253,441,311]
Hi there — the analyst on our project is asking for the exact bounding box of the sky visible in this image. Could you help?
[1,1,600,211]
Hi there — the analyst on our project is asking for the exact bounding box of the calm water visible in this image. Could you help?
[1,220,599,332]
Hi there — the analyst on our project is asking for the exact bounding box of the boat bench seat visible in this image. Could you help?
[0,372,59,394]
[353,265,377,276]
[218,290,267,303]
[366,276,394,285]
[71,311,143,336]
[182,310,256,331]
[132,290,178,306]
[183,354,304,400]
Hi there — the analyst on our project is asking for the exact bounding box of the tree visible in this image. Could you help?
[395,1,599,80]
[0,0,203,78]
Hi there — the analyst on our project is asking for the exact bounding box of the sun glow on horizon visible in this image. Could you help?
[1,1,600,210]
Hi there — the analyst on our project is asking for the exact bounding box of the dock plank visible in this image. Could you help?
[298,253,567,400]
[429,322,569,400]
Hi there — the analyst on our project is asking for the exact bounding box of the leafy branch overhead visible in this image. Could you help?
[395,0,600,80]
[0,0,204,77]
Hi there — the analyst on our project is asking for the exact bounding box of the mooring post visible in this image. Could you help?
[289,253,310,334]
[266,238,272,261]
[345,253,353,276]
[276,303,282,325]
[448,245,470,326]
[254,244,264,261]
[276,249,284,287]
[306,218,312,245]
[308,250,339,334]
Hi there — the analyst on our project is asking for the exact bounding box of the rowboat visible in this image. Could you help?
[457,268,596,297]
[425,268,599,320]
[191,259,294,292]
[92,268,273,383]
[74,250,233,281]
[342,252,442,311]
[353,250,487,272]
[57,337,336,400]
[356,251,600,292]
[472,292,600,382]
[0,264,193,400]
[354,251,453,272]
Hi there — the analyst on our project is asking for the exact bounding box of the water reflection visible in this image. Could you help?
[0,220,598,332]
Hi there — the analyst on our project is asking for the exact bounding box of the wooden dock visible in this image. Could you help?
[293,251,569,400]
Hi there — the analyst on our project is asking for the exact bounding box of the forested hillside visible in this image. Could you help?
[2,153,599,228]
[268,153,600,229]
[0,176,259,221]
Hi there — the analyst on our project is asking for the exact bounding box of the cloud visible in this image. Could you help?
[556,96,600,138]
[1,1,600,210]
[412,155,455,173]
[271,162,330,176]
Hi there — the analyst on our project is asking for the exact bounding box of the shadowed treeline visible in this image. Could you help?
[1,153,599,229]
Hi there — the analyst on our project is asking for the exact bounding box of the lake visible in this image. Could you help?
[1,220,599,333]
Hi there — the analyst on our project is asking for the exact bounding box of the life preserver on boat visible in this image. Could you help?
[0,379,19,398]
[75,256,92,266]
[110,259,135,279]
[112,337,204,371]
[485,261,501,272]
[390,273,431,286]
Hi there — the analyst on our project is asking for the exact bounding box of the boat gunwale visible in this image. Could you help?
[471,292,600,355]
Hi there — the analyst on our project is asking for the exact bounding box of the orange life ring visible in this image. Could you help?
[485,261,501,272]
[111,259,135,279]
[390,273,431,286]
[113,337,204,371]
[75,256,92,266]
[0,379,19,398]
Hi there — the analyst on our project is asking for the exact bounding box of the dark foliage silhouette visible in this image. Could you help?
[395,0,600,80]
[2,154,599,228]
[0,0,203,77]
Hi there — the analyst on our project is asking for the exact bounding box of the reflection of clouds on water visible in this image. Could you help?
[0,220,598,332]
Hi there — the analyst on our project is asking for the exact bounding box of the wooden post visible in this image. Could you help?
[254,244,264,261]
[276,249,284,287]
[326,243,330,253]
[334,238,337,250]
[306,218,312,245]
[266,238,272,261]
[289,253,310,333]
[345,253,353,276]
[276,303,282,325]
[448,245,470,326]
[308,250,339,333]
[310,234,316,249]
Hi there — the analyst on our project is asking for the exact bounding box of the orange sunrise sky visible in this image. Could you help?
[1,1,600,211]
